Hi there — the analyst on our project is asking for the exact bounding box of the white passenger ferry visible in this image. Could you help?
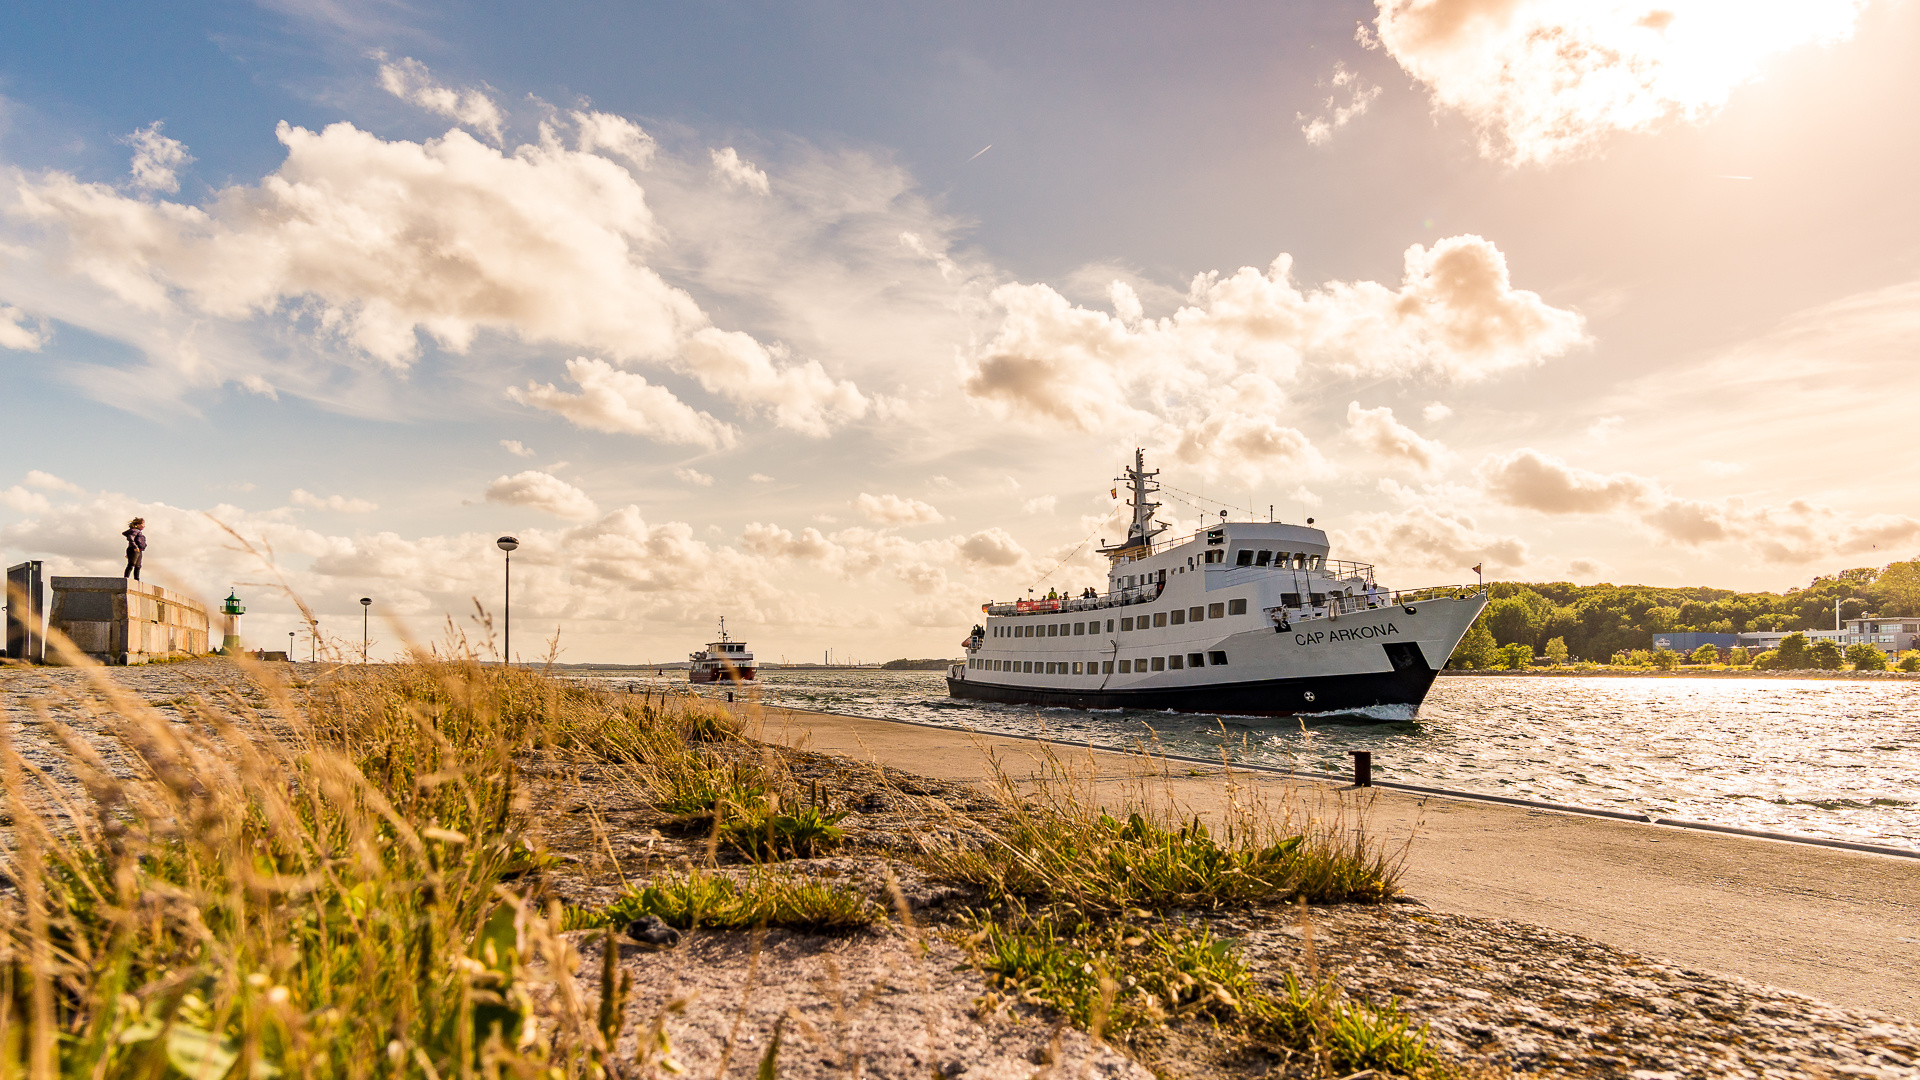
[689,618,756,683]
[947,450,1487,716]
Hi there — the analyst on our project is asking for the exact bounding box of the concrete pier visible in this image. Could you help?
[48,577,210,664]
[741,704,1920,1019]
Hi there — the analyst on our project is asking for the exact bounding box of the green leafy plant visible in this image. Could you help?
[573,871,880,934]
[1845,642,1888,671]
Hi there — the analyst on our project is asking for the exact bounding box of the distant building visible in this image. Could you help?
[1650,631,1738,654]
[1842,617,1919,654]
[1735,628,1848,652]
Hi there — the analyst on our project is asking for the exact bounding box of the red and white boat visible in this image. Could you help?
[689,618,756,683]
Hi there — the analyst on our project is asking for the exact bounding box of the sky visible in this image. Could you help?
[3,0,1917,664]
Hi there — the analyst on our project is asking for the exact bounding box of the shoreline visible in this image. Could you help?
[735,698,1920,1019]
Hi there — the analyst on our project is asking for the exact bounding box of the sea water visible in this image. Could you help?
[573,669,1920,851]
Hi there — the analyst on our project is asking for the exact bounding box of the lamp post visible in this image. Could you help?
[310,623,317,662]
[360,597,372,662]
[497,535,519,665]
[288,631,294,660]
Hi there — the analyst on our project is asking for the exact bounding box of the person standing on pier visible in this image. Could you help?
[122,517,146,581]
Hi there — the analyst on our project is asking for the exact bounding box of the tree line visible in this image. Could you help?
[1450,560,1920,662]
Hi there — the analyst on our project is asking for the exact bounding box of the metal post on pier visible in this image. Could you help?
[1349,750,1373,788]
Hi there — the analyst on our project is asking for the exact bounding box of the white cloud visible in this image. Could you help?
[710,147,770,194]
[484,470,599,521]
[1477,448,1655,514]
[854,492,944,526]
[1021,495,1058,515]
[1,487,51,514]
[15,120,701,368]
[0,306,49,350]
[290,489,379,513]
[573,110,655,169]
[1345,402,1451,474]
[500,439,535,457]
[508,358,737,449]
[1421,401,1452,422]
[679,328,868,437]
[1475,447,1920,561]
[121,122,194,194]
[1372,0,1869,165]
[377,56,505,143]
[956,528,1027,567]
[1587,415,1624,441]
[24,471,84,493]
[963,235,1585,477]
[740,522,834,559]
[1336,505,1530,577]
[1299,62,1383,146]
[748,473,774,483]
[674,467,714,487]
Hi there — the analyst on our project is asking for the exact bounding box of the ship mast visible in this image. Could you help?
[1097,448,1166,562]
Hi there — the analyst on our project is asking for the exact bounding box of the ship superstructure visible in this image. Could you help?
[689,618,756,683]
[947,450,1486,716]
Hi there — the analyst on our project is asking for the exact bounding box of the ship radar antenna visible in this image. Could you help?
[1097,447,1167,562]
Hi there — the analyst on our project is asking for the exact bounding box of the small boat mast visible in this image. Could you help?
[1096,448,1168,563]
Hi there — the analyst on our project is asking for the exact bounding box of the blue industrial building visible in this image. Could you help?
[1650,631,1739,654]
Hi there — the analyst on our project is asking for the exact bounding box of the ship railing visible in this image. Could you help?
[984,582,1164,618]
[1273,583,1484,623]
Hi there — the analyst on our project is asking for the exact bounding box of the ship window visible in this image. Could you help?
[1103,661,1114,674]
[1047,624,1057,637]
[1120,616,1134,631]
[1208,651,1228,666]
[1023,661,1034,673]
[1072,662,1083,674]
[1228,599,1247,615]
[1188,652,1206,668]
[1208,603,1225,619]
[1310,555,1322,569]
[1074,622,1085,635]
[1236,550,1254,567]
[1311,593,1327,606]
[1119,659,1132,673]
[1150,657,1166,671]
[1153,612,1167,627]
[1168,654,1184,670]
[1255,550,1271,567]
[1106,619,1114,632]
[1281,593,1300,607]
[1169,610,1186,626]
[1190,606,1205,621]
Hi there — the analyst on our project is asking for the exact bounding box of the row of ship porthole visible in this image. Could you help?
[966,650,1230,676]
[993,599,1253,639]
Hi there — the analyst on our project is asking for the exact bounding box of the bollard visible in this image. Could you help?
[727,690,735,703]
[1349,750,1373,788]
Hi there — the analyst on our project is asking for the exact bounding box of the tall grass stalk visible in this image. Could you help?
[0,621,745,1079]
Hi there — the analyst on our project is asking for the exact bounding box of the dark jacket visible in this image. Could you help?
[123,528,146,551]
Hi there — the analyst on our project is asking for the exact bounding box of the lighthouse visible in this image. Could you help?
[220,590,245,655]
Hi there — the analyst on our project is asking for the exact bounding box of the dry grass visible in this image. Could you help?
[0,621,754,1079]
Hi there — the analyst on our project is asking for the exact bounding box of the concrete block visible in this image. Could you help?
[49,578,210,665]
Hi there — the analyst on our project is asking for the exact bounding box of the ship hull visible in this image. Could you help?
[690,665,756,683]
[949,593,1484,719]
[946,663,1434,717]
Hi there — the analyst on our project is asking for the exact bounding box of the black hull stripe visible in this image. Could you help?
[946,666,1438,717]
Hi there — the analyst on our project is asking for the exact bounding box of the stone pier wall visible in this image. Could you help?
[49,578,210,665]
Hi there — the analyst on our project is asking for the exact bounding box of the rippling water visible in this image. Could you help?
[572,669,1920,850]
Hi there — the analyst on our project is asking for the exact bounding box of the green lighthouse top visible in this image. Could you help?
[222,590,245,616]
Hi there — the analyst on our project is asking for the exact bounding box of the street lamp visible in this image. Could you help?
[310,622,318,663]
[360,597,372,662]
[288,631,294,660]
[497,535,519,665]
